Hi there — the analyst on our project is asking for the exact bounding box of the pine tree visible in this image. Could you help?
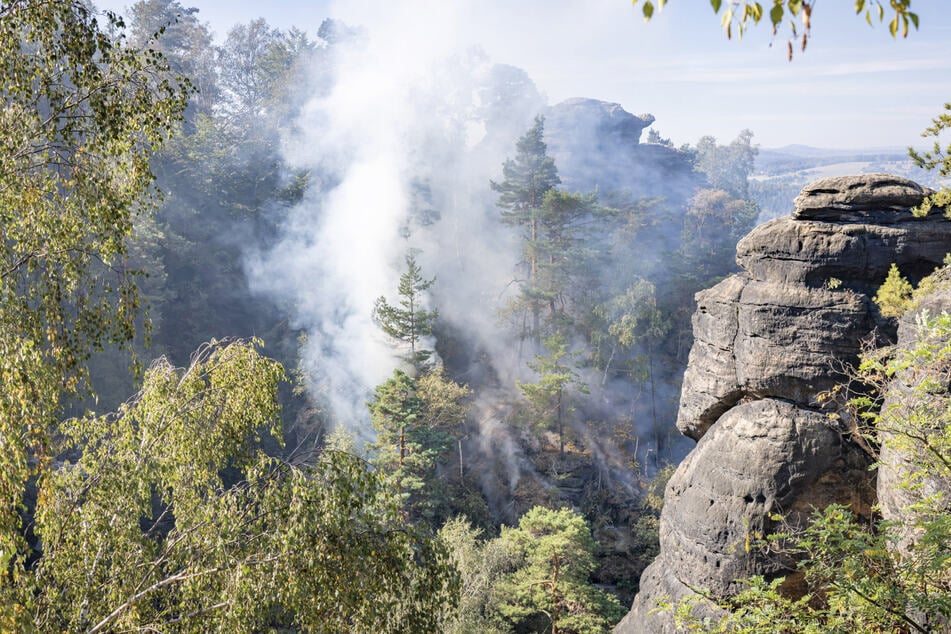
[492,115,561,233]
[368,369,469,522]
[495,117,613,347]
[874,263,914,317]
[374,254,438,368]
[518,334,586,455]
[495,507,624,634]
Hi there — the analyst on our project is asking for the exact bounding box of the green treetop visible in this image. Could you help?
[518,334,587,455]
[492,117,561,333]
[910,102,951,217]
[368,369,470,522]
[495,506,624,634]
[492,115,561,230]
[494,118,603,345]
[374,253,438,368]
[27,339,458,632]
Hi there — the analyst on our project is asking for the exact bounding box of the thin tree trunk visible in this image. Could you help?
[648,338,659,467]
[399,425,405,467]
[551,552,560,634]
[557,388,564,456]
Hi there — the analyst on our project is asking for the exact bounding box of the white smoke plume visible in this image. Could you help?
[248,0,540,442]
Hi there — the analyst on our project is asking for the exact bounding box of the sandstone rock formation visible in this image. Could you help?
[544,98,700,199]
[616,174,951,633]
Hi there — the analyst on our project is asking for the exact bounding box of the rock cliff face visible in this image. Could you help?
[616,174,951,633]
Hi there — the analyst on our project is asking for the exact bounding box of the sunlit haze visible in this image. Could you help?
[95,0,951,149]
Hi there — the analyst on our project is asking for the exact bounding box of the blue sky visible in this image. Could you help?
[96,0,951,149]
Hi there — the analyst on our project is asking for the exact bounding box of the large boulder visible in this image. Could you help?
[617,175,951,634]
[622,399,874,633]
[678,277,878,440]
[737,215,951,290]
[793,173,933,221]
[545,98,654,149]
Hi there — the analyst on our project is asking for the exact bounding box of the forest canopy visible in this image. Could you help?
[1,0,945,631]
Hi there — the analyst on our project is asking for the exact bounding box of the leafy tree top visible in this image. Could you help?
[0,0,188,594]
[496,506,624,633]
[630,1,918,59]
[28,340,459,632]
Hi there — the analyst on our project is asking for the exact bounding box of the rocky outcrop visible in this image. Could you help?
[544,99,700,199]
[679,176,951,442]
[546,98,654,148]
[617,174,951,633]
[793,174,932,221]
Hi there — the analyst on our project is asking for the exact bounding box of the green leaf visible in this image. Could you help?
[711,0,723,14]
[770,3,784,26]
[643,1,654,20]
[854,0,865,13]
[889,15,898,37]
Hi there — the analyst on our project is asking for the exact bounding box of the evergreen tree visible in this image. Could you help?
[374,254,438,368]
[492,115,561,232]
[495,507,624,634]
[492,116,562,344]
[533,189,600,335]
[493,119,603,346]
[874,263,914,317]
[910,101,951,216]
[518,334,586,455]
[368,369,469,522]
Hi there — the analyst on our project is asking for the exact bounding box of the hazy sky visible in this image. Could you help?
[97,0,951,149]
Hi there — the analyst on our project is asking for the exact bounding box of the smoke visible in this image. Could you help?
[247,0,710,503]
[247,0,540,443]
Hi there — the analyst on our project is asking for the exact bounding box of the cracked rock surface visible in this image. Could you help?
[616,174,951,633]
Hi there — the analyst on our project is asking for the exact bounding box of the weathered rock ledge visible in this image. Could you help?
[616,174,951,633]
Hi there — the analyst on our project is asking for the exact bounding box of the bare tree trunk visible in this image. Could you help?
[399,425,405,468]
[557,388,564,456]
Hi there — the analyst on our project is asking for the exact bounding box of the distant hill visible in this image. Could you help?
[751,144,942,222]
[756,144,916,177]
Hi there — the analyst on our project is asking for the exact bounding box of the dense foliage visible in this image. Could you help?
[32,340,457,632]
[0,1,188,622]
[440,508,624,634]
[0,0,788,630]
[0,3,460,630]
